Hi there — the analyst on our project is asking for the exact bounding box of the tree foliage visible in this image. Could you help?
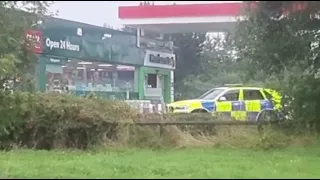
[234,1,320,130]
[171,33,206,98]
[174,32,260,99]
[0,1,52,90]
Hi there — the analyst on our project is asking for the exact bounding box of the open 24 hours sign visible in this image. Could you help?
[25,29,81,58]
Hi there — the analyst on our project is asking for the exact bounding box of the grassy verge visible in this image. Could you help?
[1,146,320,178]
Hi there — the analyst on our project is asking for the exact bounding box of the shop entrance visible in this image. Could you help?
[146,73,157,88]
[145,72,165,98]
[146,73,165,89]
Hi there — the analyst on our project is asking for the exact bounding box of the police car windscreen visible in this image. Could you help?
[198,89,224,100]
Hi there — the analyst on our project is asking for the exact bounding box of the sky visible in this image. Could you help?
[49,1,239,29]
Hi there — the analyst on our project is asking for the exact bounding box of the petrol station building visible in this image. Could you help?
[26,16,175,103]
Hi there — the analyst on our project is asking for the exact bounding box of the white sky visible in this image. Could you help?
[49,1,240,28]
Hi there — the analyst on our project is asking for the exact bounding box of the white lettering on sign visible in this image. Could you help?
[45,38,80,52]
[26,33,40,43]
[66,41,79,51]
[149,54,175,68]
[50,58,60,63]
[144,50,176,70]
[45,38,59,50]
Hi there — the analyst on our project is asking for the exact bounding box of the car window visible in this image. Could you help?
[243,89,264,100]
[198,89,224,100]
[222,89,240,101]
[263,90,273,100]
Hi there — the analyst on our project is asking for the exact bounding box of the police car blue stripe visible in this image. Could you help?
[232,101,245,111]
[261,100,274,110]
[201,101,216,112]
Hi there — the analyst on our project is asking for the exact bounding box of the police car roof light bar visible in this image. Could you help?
[223,84,243,87]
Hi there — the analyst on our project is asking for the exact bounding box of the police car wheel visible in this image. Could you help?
[191,109,207,113]
[257,110,281,133]
[257,110,279,122]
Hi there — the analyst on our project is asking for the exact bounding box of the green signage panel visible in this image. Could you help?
[41,28,144,66]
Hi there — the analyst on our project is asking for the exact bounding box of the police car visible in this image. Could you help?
[167,84,282,121]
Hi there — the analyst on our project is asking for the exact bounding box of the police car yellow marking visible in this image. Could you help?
[231,111,247,121]
[245,100,262,112]
[216,101,232,112]
[264,89,282,110]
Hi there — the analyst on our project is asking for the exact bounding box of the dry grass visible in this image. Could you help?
[98,122,317,151]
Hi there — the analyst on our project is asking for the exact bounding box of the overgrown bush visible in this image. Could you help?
[0,91,139,150]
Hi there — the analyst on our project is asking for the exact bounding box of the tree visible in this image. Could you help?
[234,1,320,130]
[0,1,53,91]
[174,32,248,99]
[171,33,206,98]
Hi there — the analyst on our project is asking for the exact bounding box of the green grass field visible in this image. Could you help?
[1,146,320,178]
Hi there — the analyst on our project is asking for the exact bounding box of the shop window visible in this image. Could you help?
[146,74,157,88]
[45,59,136,93]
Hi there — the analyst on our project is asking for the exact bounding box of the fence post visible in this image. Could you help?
[159,123,164,137]
[159,113,165,137]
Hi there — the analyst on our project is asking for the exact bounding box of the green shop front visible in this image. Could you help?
[28,18,175,103]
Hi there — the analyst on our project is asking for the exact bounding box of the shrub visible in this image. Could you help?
[0,91,139,150]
